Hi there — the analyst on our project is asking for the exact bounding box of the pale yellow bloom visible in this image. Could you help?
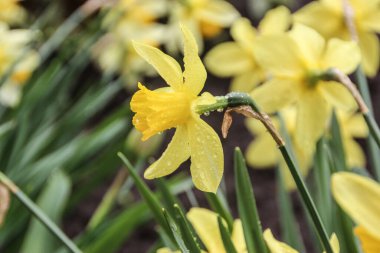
[0,23,39,107]
[130,25,223,193]
[251,24,360,156]
[294,0,380,77]
[0,0,26,25]
[263,229,339,253]
[205,6,291,92]
[166,0,240,53]
[158,208,246,253]
[245,107,311,191]
[332,172,380,252]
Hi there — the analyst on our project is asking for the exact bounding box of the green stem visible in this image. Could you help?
[0,172,82,253]
[363,112,380,149]
[197,92,333,253]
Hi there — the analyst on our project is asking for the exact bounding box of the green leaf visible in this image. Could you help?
[205,192,234,233]
[162,209,189,253]
[234,147,267,253]
[217,216,238,253]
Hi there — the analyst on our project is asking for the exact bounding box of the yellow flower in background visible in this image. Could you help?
[93,0,167,88]
[245,108,311,191]
[294,0,380,77]
[263,229,340,253]
[166,0,240,53]
[205,6,291,92]
[332,172,380,252]
[130,25,223,193]
[0,23,39,107]
[0,0,26,25]
[158,208,247,253]
[251,24,360,156]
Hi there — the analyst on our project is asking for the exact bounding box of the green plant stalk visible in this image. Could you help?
[197,92,333,253]
[217,216,238,253]
[0,172,81,253]
[205,192,234,233]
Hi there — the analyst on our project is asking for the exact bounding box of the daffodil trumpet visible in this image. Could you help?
[196,92,334,253]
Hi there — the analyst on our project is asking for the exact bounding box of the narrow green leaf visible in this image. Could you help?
[234,147,267,253]
[205,192,234,233]
[217,216,238,253]
[162,209,189,253]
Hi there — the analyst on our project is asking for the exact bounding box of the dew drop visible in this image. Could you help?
[203,111,210,116]
[217,108,223,112]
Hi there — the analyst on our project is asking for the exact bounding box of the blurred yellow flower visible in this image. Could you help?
[0,23,39,107]
[0,0,26,25]
[205,6,291,92]
[166,0,240,53]
[158,207,246,253]
[263,229,339,253]
[130,25,223,193]
[332,172,380,253]
[294,0,380,77]
[245,107,311,191]
[251,24,360,156]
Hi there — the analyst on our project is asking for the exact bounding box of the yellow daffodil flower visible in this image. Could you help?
[294,0,380,77]
[263,229,340,253]
[0,23,39,107]
[245,107,311,191]
[332,172,380,253]
[251,23,360,156]
[0,0,26,25]
[166,0,240,53]
[94,0,167,88]
[158,207,246,253]
[130,25,223,193]
[205,6,291,92]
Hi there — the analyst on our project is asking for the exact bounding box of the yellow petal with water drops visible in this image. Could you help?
[358,31,379,77]
[332,172,380,239]
[253,35,303,78]
[293,2,341,38]
[144,126,190,179]
[196,0,240,27]
[318,81,356,111]
[345,114,368,138]
[133,41,183,89]
[295,91,330,156]
[187,116,223,193]
[345,139,366,168]
[289,23,325,69]
[360,10,380,32]
[321,38,361,74]
[232,219,247,252]
[263,229,299,253]
[246,134,278,168]
[251,79,299,114]
[230,70,265,93]
[259,6,291,35]
[181,24,207,96]
[231,18,257,52]
[205,42,253,77]
[355,226,380,253]
[187,208,226,253]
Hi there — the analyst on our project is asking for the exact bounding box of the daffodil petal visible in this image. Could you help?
[319,81,356,111]
[231,18,257,52]
[323,233,340,253]
[358,31,379,77]
[360,10,380,32]
[133,41,183,89]
[205,42,254,77]
[259,6,291,35]
[144,126,190,179]
[230,71,265,93]
[187,116,223,193]
[253,35,303,77]
[246,134,278,168]
[289,23,325,68]
[181,24,207,96]
[355,226,380,253]
[231,219,247,252]
[332,172,380,239]
[345,114,368,138]
[196,0,240,27]
[187,208,226,253]
[322,38,361,74]
[345,139,366,168]
[295,91,330,155]
[263,229,298,253]
[251,79,299,113]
